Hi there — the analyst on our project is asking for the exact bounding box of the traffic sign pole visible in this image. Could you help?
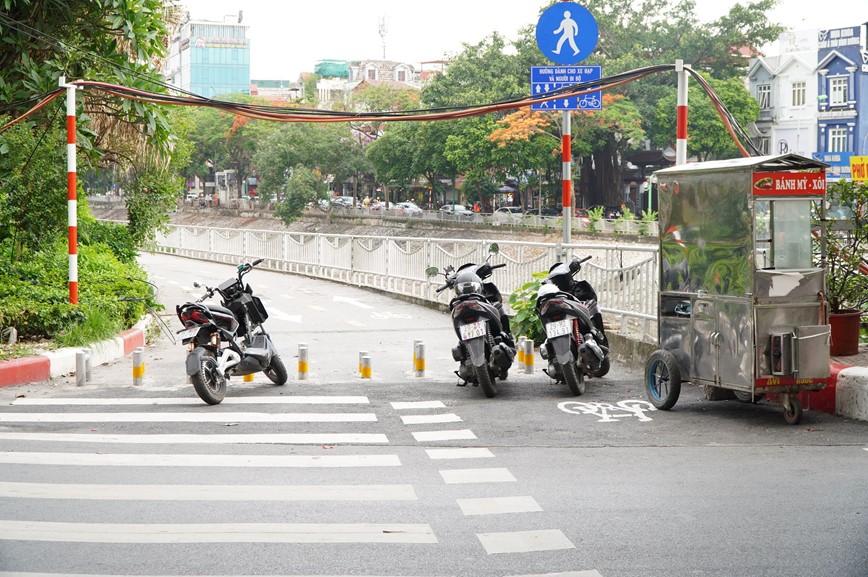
[562,111,571,247]
[676,59,688,166]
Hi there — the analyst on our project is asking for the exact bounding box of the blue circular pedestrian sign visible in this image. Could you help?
[535,2,599,65]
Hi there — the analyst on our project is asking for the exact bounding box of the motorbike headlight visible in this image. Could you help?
[455,280,482,296]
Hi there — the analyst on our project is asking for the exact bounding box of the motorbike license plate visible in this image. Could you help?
[177,328,199,341]
[546,319,572,339]
[459,321,486,341]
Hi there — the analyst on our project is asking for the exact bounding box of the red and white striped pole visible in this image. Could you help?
[61,76,78,305]
[561,110,572,246]
[675,59,688,166]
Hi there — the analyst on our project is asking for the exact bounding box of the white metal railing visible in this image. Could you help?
[153,224,660,338]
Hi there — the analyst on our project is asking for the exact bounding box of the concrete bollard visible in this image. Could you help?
[523,339,535,374]
[414,341,425,377]
[517,336,527,367]
[132,346,145,385]
[361,355,372,379]
[76,351,87,387]
[297,344,308,380]
[83,348,92,382]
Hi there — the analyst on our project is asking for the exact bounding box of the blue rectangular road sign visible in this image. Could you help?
[531,65,602,111]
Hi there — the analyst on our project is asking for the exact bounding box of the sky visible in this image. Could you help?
[179,0,864,80]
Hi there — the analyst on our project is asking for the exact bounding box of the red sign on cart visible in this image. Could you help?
[752,172,826,196]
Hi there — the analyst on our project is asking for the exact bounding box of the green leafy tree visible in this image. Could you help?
[274,166,328,224]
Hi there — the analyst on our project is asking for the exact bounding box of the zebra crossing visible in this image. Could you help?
[0,392,603,577]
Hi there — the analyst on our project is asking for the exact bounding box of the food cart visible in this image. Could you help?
[644,154,831,424]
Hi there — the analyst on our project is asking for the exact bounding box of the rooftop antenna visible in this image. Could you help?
[379,16,388,59]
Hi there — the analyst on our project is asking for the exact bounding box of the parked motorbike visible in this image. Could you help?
[536,255,610,395]
[176,259,287,404]
[426,244,516,398]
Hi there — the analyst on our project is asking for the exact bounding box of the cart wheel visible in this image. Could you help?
[734,391,765,403]
[782,395,803,425]
[644,350,682,410]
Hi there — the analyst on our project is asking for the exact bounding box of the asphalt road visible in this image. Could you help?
[0,252,866,577]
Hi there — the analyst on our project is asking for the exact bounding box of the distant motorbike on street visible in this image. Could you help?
[536,255,610,395]
[426,244,516,398]
[175,259,287,404]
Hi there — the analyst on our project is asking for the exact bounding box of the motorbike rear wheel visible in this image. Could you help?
[562,361,585,396]
[264,354,288,385]
[590,356,610,378]
[475,364,497,398]
[191,351,227,405]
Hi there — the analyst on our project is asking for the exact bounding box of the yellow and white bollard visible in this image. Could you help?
[517,336,527,367]
[414,341,425,377]
[243,373,254,382]
[132,346,145,385]
[523,339,535,374]
[359,350,368,374]
[297,344,309,380]
[360,355,372,379]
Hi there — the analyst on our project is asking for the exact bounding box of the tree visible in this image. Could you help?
[274,166,329,224]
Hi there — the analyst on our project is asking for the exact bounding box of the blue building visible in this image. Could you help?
[813,25,868,180]
[166,15,250,99]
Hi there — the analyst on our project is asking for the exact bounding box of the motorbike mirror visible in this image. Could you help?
[489,243,500,254]
[193,281,202,288]
[569,259,581,273]
[425,266,439,277]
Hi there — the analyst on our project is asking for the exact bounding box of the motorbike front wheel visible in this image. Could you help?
[475,364,497,398]
[264,355,288,385]
[191,351,227,405]
[562,361,585,396]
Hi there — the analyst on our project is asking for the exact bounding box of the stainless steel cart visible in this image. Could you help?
[644,154,831,424]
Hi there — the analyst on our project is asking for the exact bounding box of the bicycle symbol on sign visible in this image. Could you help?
[558,399,657,422]
[579,94,600,109]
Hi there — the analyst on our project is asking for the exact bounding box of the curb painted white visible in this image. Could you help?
[835,367,868,422]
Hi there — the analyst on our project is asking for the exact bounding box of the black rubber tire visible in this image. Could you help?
[734,390,765,403]
[264,354,288,385]
[191,352,226,405]
[562,361,585,396]
[783,396,803,425]
[645,349,681,410]
[590,356,611,378]
[475,364,496,398]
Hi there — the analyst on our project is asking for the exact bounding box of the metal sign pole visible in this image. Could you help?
[562,110,572,247]
[675,59,688,166]
[60,76,78,305]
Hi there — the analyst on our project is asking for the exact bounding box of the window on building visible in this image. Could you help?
[829,77,848,106]
[397,69,406,82]
[367,68,377,80]
[757,84,771,109]
[828,127,848,152]
[791,81,805,107]
[756,137,770,154]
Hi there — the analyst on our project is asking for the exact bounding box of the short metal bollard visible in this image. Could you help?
[132,346,145,385]
[83,348,92,382]
[243,373,254,382]
[76,351,87,387]
[360,355,372,379]
[517,336,527,367]
[359,350,368,374]
[297,344,309,380]
[414,341,425,377]
[523,339,534,374]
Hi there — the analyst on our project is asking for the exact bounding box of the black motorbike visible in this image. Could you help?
[426,244,516,398]
[176,259,287,404]
[536,255,610,395]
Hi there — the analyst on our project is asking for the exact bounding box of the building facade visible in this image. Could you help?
[165,15,251,98]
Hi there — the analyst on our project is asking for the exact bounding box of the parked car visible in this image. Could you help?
[439,204,473,217]
[396,201,424,216]
[494,206,524,223]
[575,208,590,223]
[331,196,355,208]
[538,206,562,217]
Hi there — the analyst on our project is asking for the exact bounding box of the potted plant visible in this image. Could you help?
[818,179,868,355]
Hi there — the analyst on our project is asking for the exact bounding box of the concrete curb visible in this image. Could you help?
[0,318,147,388]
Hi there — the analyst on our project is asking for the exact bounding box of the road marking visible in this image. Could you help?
[439,468,516,484]
[334,295,373,309]
[265,306,302,323]
[308,304,326,312]
[0,481,417,501]
[476,529,575,554]
[457,496,542,516]
[12,396,370,406]
[401,413,462,425]
[391,400,446,410]
[506,570,603,576]
[0,432,389,445]
[0,520,437,544]
[0,452,401,468]
[426,448,494,460]
[0,412,377,423]
[345,320,367,328]
[412,429,476,442]
[279,292,296,299]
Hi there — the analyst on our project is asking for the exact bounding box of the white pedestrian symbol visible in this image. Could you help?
[552,10,580,56]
